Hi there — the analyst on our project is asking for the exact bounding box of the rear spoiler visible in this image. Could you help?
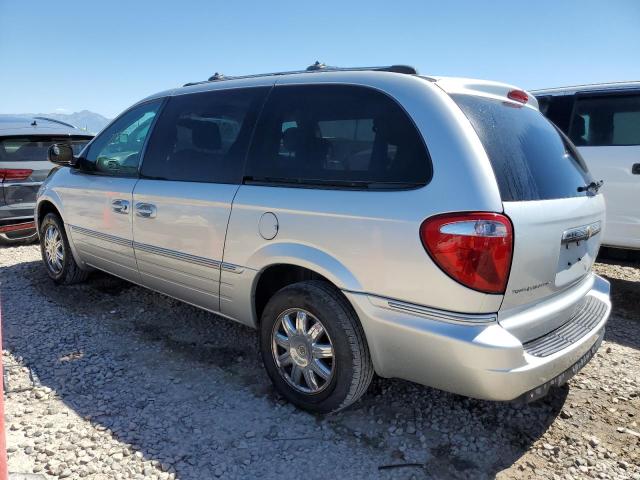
[432,77,539,109]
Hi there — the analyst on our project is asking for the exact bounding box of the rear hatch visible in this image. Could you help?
[0,136,91,208]
[452,93,605,341]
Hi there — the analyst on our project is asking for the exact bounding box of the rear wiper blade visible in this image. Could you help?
[577,180,604,195]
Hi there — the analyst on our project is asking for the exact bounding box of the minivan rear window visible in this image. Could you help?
[453,95,593,202]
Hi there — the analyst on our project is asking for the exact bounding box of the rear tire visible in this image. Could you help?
[259,280,373,413]
[39,213,89,285]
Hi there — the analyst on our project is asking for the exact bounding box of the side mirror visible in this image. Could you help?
[48,144,75,166]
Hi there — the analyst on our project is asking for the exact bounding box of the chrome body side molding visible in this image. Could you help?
[70,224,133,248]
[133,241,222,269]
[364,293,497,325]
[71,224,250,274]
[221,262,244,274]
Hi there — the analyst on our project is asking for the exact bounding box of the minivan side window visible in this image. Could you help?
[82,100,162,177]
[141,87,269,183]
[570,94,640,146]
[245,85,431,188]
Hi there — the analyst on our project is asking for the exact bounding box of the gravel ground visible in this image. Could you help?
[1,244,638,479]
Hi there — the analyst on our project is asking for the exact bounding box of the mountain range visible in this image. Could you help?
[0,110,111,134]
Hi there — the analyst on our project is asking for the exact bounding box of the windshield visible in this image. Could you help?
[453,95,593,201]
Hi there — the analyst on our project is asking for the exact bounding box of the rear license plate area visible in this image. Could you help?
[556,223,601,287]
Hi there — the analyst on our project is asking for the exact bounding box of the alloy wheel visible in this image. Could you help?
[271,308,335,394]
[44,224,64,274]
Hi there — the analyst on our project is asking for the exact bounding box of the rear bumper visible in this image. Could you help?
[0,203,37,240]
[344,274,610,401]
[0,217,36,241]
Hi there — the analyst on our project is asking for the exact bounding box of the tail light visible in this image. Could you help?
[507,89,529,104]
[0,168,33,182]
[420,212,513,294]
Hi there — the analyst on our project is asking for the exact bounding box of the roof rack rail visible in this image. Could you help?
[183,63,419,87]
[207,72,225,81]
[306,61,327,71]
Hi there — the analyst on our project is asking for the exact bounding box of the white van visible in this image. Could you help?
[534,82,640,250]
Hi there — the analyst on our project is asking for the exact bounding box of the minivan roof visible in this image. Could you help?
[532,81,640,96]
[0,116,92,137]
[142,65,537,110]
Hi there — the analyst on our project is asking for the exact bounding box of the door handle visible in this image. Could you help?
[111,199,129,214]
[632,163,640,175]
[135,202,157,218]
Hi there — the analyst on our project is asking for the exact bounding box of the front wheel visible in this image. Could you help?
[39,213,89,285]
[260,280,373,413]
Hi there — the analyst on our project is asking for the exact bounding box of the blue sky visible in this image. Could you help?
[1,0,639,118]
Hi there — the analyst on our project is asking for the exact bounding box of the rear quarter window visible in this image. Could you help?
[453,95,593,202]
[245,84,431,189]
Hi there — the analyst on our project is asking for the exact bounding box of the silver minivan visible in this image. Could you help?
[36,65,611,413]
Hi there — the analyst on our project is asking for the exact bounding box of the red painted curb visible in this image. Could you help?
[0,301,7,480]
